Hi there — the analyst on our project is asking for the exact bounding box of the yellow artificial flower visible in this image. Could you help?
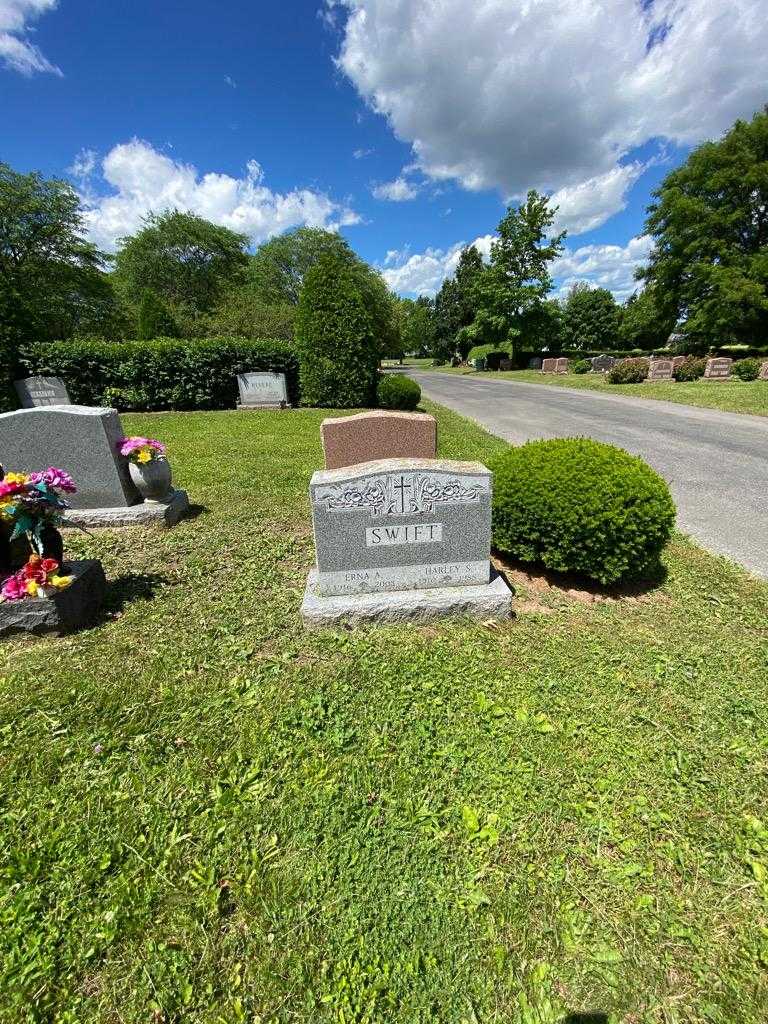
[50,575,73,590]
[4,472,29,485]
[136,448,152,464]
[0,500,14,520]
[26,580,39,597]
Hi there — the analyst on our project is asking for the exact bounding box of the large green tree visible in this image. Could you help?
[248,227,355,305]
[0,162,120,392]
[295,253,377,407]
[465,192,565,359]
[561,283,621,349]
[396,296,435,359]
[113,211,249,314]
[619,288,677,351]
[433,245,484,358]
[641,108,768,344]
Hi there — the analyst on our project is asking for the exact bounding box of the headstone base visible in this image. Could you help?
[62,489,190,528]
[301,568,513,629]
[0,560,107,637]
[237,403,292,411]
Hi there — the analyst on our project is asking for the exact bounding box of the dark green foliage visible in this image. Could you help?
[619,288,676,351]
[491,438,676,584]
[641,109,768,345]
[562,284,621,349]
[196,291,295,341]
[248,227,355,305]
[572,358,591,374]
[674,356,706,381]
[433,245,485,359]
[377,373,421,411]
[295,254,377,407]
[608,358,650,384]
[21,338,298,411]
[136,289,178,340]
[113,211,249,313]
[733,358,762,381]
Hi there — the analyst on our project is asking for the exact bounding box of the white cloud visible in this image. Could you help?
[75,139,361,252]
[224,74,237,88]
[552,235,653,302]
[380,233,650,301]
[0,0,60,75]
[371,175,419,201]
[333,0,768,234]
[381,235,494,296]
[353,147,373,159]
[67,147,96,180]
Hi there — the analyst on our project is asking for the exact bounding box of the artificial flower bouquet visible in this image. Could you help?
[0,467,76,551]
[118,437,167,464]
[1,555,72,602]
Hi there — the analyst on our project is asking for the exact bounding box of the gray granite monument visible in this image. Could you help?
[14,376,71,408]
[0,405,188,527]
[301,457,513,626]
[528,357,543,370]
[237,372,290,409]
[591,354,616,373]
[0,561,107,637]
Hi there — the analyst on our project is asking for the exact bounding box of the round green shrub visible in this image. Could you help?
[673,356,706,381]
[733,358,761,381]
[491,438,676,584]
[607,357,649,384]
[377,373,421,411]
[572,358,591,374]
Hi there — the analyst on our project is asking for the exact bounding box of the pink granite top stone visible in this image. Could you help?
[321,410,437,470]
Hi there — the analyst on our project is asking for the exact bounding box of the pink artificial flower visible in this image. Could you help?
[28,467,77,493]
[1,574,28,602]
[118,436,166,457]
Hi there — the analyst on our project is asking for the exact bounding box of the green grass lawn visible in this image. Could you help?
[2,403,768,1023]
[429,366,768,417]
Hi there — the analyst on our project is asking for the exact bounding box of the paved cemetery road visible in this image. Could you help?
[409,371,768,579]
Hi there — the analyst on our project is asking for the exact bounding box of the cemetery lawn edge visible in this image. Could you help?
[429,367,768,417]
[1,401,768,1023]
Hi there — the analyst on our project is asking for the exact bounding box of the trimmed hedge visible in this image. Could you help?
[377,373,421,411]
[491,438,676,584]
[20,338,299,411]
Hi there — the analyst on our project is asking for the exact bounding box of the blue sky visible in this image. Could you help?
[2,0,765,300]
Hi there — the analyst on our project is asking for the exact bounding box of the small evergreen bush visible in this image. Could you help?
[295,254,378,407]
[491,438,676,584]
[377,373,421,411]
[572,358,591,374]
[673,356,706,381]
[608,357,649,384]
[21,338,298,410]
[733,358,761,381]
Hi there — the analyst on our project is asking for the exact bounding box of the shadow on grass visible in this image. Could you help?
[492,549,668,602]
[183,503,210,521]
[563,1014,609,1024]
[102,572,169,617]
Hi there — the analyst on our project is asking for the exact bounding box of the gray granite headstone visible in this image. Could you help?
[308,458,492,597]
[237,372,289,408]
[704,357,733,380]
[647,359,674,381]
[0,405,139,509]
[14,376,71,408]
[528,357,543,370]
[591,354,616,373]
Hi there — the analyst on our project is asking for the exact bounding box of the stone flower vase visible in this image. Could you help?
[129,457,173,504]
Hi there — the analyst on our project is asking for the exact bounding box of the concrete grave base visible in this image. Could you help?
[62,489,190,528]
[0,559,107,637]
[236,403,291,411]
[301,568,513,628]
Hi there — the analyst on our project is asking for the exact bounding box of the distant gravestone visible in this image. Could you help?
[237,371,290,409]
[499,358,513,371]
[704,357,733,380]
[759,360,768,381]
[647,359,674,381]
[321,411,436,470]
[0,406,139,509]
[672,355,687,371]
[14,376,71,408]
[300,458,513,625]
[554,357,569,374]
[591,354,616,373]
[528,357,543,370]
[541,358,557,373]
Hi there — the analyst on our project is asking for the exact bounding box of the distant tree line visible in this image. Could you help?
[1,108,766,401]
